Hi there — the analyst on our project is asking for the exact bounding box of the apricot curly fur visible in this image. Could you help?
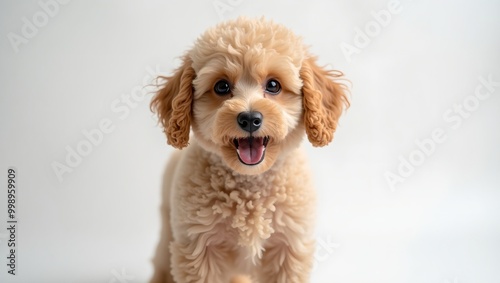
[150,57,195,149]
[301,57,350,147]
[149,17,350,283]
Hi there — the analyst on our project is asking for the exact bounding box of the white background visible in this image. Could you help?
[1,0,499,282]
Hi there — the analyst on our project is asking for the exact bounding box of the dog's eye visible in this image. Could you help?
[214,80,231,96]
[265,79,281,95]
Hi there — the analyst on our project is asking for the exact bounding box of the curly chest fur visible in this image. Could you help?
[174,147,314,260]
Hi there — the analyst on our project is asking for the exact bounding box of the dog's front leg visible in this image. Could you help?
[169,235,235,283]
[259,233,315,283]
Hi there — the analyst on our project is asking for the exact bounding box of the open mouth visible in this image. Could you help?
[233,136,270,165]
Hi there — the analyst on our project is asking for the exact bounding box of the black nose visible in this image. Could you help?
[237,111,263,133]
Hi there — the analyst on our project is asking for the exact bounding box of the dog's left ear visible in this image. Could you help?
[300,57,350,147]
[150,57,196,149]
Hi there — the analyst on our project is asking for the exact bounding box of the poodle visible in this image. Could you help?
[150,17,349,283]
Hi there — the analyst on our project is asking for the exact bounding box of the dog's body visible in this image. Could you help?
[151,141,315,283]
[150,18,348,283]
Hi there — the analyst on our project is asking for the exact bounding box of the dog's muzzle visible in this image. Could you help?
[234,111,269,165]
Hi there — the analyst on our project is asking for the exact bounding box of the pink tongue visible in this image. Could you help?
[237,137,265,165]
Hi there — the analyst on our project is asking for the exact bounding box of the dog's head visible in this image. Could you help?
[151,17,349,175]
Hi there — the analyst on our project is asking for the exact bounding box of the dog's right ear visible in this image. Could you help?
[150,57,195,149]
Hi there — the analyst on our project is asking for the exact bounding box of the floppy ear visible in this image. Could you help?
[300,57,350,147]
[150,57,195,149]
